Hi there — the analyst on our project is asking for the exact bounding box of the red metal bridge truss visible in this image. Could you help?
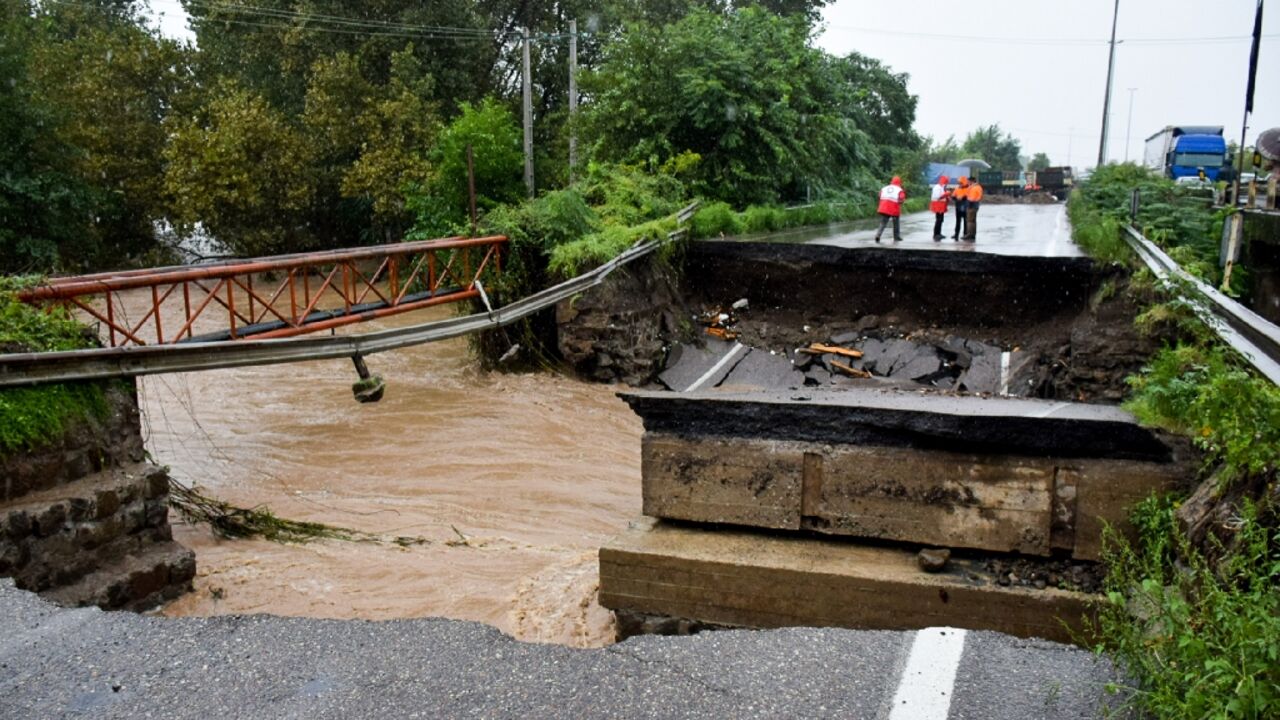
[17,236,508,347]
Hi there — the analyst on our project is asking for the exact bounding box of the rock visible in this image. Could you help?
[731,298,749,310]
[917,548,951,573]
[957,352,1001,394]
[855,338,888,373]
[351,376,386,403]
[853,315,880,332]
[888,346,942,382]
[829,330,861,345]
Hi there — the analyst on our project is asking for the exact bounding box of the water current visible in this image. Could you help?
[141,306,642,648]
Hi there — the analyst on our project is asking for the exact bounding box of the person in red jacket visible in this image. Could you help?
[874,176,906,243]
[929,175,950,240]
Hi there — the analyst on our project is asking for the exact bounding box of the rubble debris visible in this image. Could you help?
[731,298,750,310]
[985,556,1102,594]
[917,548,951,573]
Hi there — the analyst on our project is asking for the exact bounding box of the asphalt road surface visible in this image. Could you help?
[1,580,1131,719]
[735,203,1082,259]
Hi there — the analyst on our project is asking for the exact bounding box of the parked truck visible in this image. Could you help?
[1025,167,1074,199]
[1143,125,1228,180]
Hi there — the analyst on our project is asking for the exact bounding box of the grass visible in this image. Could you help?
[1069,167,1280,718]
[0,277,109,456]
[1097,495,1280,719]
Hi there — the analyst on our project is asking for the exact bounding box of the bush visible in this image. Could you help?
[1126,344,1280,483]
[689,202,743,238]
[740,205,786,233]
[1097,496,1280,720]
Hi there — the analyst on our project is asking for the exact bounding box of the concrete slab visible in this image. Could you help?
[718,348,801,391]
[657,339,746,392]
[599,518,1095,645]
[636,433,1186,558]
[620,387,1176,462]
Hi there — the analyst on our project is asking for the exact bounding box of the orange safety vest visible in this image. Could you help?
[953,185,968,202]
[967,183,984,203]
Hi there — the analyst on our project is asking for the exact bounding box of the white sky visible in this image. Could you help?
[816,0,1279,170]
[145,0,1277,171]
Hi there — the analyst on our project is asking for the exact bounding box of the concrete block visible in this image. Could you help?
[599,519,1094,645]
[810,446,1055,555]
[1066,460,1183,561]
[642,434,803,529]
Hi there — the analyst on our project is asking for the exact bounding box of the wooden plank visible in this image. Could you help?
[800,343,864,358]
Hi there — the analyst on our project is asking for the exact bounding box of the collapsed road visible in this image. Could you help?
[1,203,1168,717]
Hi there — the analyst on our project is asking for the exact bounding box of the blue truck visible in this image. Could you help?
[921,162,970,186]
[1143,125,1228,180]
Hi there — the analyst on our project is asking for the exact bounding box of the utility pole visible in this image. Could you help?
[568,19,578,185]
[1097,0,1120,167]
[1124,88,1137,162]
[522,27,534,198]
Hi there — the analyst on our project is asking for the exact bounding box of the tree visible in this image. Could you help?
[0,0,96,272]
[164,82,316,257]
[962,124,1023,170]
[581,8,881,205]
[829,51,921,170]
[1027,152,1051,171]
[31,1,191,267]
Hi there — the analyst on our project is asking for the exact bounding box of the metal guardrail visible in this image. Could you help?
[0,203,699,388]
[1121,224,1280,385]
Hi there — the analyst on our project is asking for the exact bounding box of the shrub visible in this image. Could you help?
[1097,496,1280,720]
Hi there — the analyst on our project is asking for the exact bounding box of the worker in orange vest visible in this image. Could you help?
[929,175,950,240]
[964,176,984,241]
[874,176,906,243]
[951,176,970,240]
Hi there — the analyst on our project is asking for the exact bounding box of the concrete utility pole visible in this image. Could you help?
[1124,88,1137,162]
[568,19,578,184]
[522,27,534,198]
[1097,0,1120,167]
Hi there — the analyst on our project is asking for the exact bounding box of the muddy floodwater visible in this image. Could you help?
[143,307,641,648]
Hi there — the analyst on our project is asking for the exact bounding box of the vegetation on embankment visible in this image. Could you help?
[0,278,111,456]
[1070,167,1279,719]
[1069,163,1231,288]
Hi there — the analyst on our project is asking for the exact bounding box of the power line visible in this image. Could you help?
[826,24,1278,47]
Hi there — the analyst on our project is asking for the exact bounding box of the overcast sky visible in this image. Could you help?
[146,0,1276,171]
[816,0,1278,169]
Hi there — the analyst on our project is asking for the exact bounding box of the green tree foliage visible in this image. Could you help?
[1027,152,1051,171]
[0,1,95,272]
[581,8,899,205]
[1,0,186,272]
[430,98,524,216]
[30,1,190,268]
[962,124,1023,170]
[164,82,316,257]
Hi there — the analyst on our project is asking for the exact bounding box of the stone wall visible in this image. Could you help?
[0,381,194,610]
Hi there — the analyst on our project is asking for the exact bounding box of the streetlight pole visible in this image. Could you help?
[1124,88,1137,162]
[1097,0,1120,167]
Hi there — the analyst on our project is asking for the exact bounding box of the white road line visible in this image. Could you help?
[998,351,1011,396]
[684,343,746,392]
[888,627,967,720]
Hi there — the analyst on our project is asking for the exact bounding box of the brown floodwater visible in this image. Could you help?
[137,305,642,648]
